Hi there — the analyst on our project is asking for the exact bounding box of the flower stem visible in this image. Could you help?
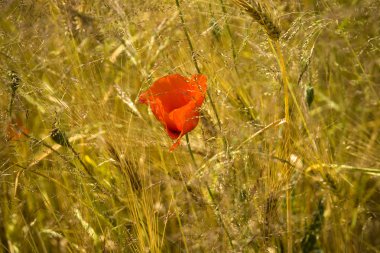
[185,134,198,168]
[175,0,229,156]
[185,134,234,249]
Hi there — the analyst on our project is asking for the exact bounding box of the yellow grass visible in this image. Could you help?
[1,0,380,252]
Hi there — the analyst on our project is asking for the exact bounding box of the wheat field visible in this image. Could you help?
[1,0,379,252]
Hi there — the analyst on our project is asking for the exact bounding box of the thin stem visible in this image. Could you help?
[185,134,198,168]
[274,41,290,123]
[21,131,77,168]
[270,39,293,253]
[0,193,10,253]
[8,90,16,118]
[185,134,234,249]
[67,144,125,205]
[175,0,201,74]
[176,0,233,247]
[220,0,239,74]
[19,130,124,205]
[175,0,229,156]
[205,183,234,248]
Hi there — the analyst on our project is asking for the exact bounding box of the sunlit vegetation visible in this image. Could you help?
[1,0,379,252]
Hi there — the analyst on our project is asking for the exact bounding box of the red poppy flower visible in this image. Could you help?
[6,117,29,141]
[139,74,207,151]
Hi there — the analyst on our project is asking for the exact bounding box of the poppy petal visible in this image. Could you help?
[6,117,29,141]
[169,138,182,151]
[141,74,193,113]
[168,101,199,135]
[146,98,180,138]
[166,101,200,151]
[139,73,207,151]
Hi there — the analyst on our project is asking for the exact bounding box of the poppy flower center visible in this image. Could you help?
[157,89,193,113]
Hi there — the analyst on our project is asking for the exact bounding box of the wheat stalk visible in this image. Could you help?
[233,1,293,252]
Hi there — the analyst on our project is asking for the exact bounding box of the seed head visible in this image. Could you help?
[7,70,20,93]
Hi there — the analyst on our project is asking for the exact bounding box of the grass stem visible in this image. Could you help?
[185,134,234,249]
[175,0,230,156]
[272,39,292,253]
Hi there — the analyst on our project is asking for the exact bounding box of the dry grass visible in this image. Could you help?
[1,0,380,252]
